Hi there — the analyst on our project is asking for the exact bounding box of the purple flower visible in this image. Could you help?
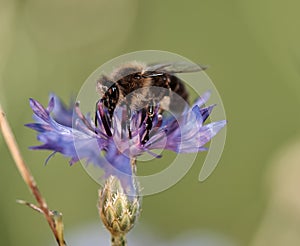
[26,93,226,193]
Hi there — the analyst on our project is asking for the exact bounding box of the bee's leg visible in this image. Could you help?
[95,99,112,137]
[126,104,132,139]
[95,84,118,134]
[141,102,154,145]
[95,101,98,128]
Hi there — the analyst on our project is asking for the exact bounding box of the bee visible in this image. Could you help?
[96,61,206,144]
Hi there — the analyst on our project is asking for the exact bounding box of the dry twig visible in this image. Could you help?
[0,104,66,246]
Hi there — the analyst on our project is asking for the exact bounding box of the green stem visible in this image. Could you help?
[111,234,127,246]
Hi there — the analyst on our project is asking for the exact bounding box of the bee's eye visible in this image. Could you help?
[134,74,141,80]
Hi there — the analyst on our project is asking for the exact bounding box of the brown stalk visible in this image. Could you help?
[0,104,66,246]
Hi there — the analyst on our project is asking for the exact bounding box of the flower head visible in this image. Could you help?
[26,92,226,194]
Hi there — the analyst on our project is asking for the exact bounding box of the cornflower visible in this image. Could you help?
[27,91,226,245]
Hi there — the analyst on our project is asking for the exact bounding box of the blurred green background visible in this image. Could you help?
[1,0,300,245]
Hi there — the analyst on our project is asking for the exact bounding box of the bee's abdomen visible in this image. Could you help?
[169,75,189,101]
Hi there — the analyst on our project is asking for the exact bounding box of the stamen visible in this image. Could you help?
[75,102,94,132]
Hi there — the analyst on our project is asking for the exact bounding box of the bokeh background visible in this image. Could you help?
[1,0,300,245]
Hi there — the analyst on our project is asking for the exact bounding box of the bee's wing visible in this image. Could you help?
[146,62,207,74]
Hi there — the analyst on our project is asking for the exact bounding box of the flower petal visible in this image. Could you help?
[50,93,74,127]
[27,97,135,191]
[145,97,226,153]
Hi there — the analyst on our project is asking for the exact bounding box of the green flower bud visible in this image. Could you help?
[98,175,141,237]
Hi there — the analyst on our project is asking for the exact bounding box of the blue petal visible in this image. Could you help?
[200,104,215,122]
[27,97,135,192]
[146,96,226,153]
[192,91,211,108]
[27,91,226,195]
[50,93,74,127]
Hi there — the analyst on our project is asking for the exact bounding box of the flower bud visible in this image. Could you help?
[98,175,141,236]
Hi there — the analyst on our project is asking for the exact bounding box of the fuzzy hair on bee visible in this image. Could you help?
[95,61,206,143]
[96,61,206,112]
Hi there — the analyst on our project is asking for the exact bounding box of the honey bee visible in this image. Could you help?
[96,61,206,144]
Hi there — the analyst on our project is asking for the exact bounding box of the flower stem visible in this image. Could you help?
[111,234,127,246]
[0,105,66,246]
